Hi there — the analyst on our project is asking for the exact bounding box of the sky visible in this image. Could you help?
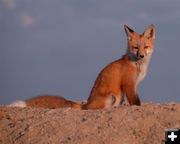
[0,0,180,104]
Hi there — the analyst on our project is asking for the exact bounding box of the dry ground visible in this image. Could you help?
[0,102,180,144]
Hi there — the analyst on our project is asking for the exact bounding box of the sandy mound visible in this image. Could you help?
[0,102,180,144]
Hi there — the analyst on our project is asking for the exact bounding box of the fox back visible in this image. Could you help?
[85,24,155,109]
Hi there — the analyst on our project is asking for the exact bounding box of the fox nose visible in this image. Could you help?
[140,55,144,58]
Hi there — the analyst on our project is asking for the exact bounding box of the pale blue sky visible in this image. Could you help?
[0,0,180,104]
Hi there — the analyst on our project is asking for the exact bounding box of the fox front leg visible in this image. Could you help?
[123,83,141,106]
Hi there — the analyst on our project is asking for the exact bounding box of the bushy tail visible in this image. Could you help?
[25,95,85,109]
[7,95,86,109]
[8,100,27,108]
[67,100,83,109]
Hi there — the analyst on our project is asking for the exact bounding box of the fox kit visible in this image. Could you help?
[84,24,155,109]
[8,24,155,110]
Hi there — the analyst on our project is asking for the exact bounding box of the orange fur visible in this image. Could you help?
[85,24,155,109]
[26,95,82,109]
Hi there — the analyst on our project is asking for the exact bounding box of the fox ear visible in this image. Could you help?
[124,25,134,40]
[143,24,155,39]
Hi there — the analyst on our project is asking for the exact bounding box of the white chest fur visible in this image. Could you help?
[136,55,151,86]
[136,63,148,85]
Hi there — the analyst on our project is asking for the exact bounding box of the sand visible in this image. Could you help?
[0,102,180,144]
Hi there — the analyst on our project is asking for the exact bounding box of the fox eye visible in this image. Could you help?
[133,46,139,49]
[144,46,149,49]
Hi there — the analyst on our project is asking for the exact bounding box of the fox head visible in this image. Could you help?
[124,24,156,62]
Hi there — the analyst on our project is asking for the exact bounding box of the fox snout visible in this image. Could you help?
[137,51,145,59]
[139,54,144,58]
[127,49,146,61]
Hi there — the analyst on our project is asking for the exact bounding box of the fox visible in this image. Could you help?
[8,24,155,110]
[84,24,156,109]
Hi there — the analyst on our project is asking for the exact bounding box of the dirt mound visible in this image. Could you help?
[0,102,180,144]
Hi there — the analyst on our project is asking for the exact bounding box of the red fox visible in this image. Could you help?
[84,24,156,109]
[8,24,155,110]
